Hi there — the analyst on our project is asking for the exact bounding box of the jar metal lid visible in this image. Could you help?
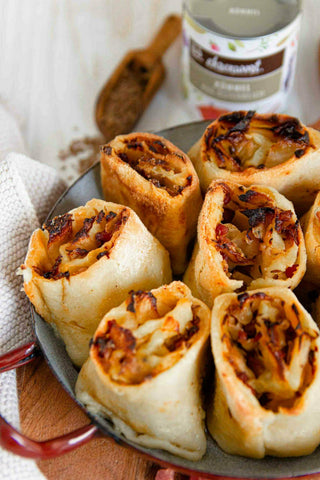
[184,0,302,40]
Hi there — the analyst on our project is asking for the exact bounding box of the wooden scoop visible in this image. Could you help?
[95,14,182,141]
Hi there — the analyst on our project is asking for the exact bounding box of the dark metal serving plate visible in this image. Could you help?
[33,121,320,479]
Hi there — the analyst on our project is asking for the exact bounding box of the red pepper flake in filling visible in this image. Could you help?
[236,371,249,383]
[237,292,250,305]
[285,264,298,278]
[216,223,228,237]
[116,144,188,196]
[95,210,129,260]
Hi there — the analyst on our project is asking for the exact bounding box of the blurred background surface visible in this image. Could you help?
[0,0,319,176]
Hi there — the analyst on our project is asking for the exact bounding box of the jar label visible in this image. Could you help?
[182,10,302,114]
[190,39,285,102]
[190,39,284,78]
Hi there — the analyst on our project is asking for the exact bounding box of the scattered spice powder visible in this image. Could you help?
[58,135,105,182]
[57,60,151,183]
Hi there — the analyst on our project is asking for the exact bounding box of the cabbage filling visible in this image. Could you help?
[205,111,310,172]
[91,290,202,385]
[33,208,128,279]
[213,184,300,288]
[223,292,318,412]
[106,137,192,196]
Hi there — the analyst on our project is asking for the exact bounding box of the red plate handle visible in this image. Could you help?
[0,341,100,459]
[0,341,40,373]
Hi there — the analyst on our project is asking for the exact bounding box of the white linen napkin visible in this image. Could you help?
[0,105,66,479]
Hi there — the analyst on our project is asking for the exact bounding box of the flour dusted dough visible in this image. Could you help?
[76,281,210,460]
[100,132,202,274]
[189,111,320,214]
[21,199,171,366]
[209,288,320,458]
[184,181,306,308]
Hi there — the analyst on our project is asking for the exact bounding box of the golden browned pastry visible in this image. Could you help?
[20,199,172,366]
[100,132,202,274]
[300,191,320,286]
[76,281,210,460]
[189,111,320,214]
[209,288,320,458]
[184,181,306,308]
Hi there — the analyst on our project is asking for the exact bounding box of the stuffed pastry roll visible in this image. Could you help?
[300,191,320,286]
[76,281,210,460]
[189,111,320,214]
[20,199,171,367]
[208,288,320,458]
[100,132,202,274]
[184,181,306,308]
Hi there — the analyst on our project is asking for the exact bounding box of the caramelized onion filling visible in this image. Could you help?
[91,290,201,385]
[104,138,192,196]
[205,111,311,172]
[34,208,128,279]
[212,183,300,287]
[223,292,318,412]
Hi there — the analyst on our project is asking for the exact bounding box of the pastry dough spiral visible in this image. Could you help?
[20,199,171,366]
[189,111,320,214]
[100,132,202,274]
[184,181,306,308]
[209,288,320,458]
[76,281,210,460]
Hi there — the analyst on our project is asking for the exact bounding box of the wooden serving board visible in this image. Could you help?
[17,356,164,480]
[16,357,320,480]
